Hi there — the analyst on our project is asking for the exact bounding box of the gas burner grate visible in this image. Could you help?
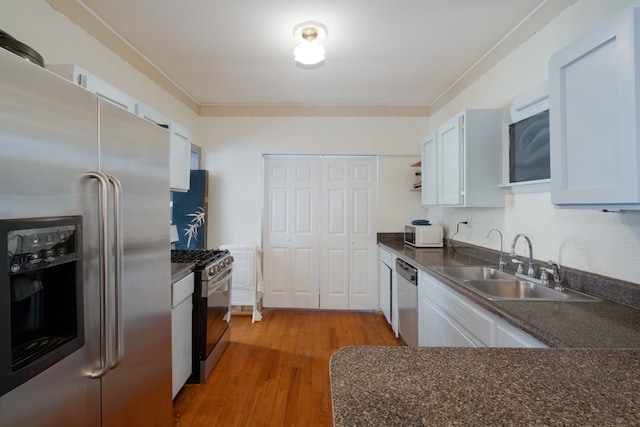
[171,249,228,267]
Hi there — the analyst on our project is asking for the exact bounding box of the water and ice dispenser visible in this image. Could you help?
[0,216,84,396]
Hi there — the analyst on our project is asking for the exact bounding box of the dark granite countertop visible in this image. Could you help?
[378,236,640,349]
[331,346,640,426]
[329,236,640,426]
[171,262,194,284]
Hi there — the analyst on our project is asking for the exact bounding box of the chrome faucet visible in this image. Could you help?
[541,261,564,291]
[486,228,506,271]
[509,233,535,278]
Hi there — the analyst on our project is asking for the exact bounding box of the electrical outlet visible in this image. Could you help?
[464,219,473,228]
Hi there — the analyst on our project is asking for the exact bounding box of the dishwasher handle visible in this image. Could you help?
[396,259,418,285]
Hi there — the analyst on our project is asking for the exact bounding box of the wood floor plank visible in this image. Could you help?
[173,309,401,426]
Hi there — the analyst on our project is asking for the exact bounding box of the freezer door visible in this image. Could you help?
[97,100,173,427]
[0,51,102,425]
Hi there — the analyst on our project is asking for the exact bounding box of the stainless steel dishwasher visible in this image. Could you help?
[396,258,418,346]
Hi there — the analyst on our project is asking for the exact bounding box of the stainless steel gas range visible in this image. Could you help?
[171,249,233,383]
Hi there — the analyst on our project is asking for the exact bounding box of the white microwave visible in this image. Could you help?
[404,224,443,248]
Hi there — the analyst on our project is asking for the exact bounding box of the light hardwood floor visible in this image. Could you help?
[173,309,401,427]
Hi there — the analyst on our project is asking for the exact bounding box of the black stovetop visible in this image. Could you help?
[170,249,228,268]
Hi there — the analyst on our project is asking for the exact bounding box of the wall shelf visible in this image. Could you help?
[411,160,422,191]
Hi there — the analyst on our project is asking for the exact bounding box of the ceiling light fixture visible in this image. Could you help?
[293,21,327,66]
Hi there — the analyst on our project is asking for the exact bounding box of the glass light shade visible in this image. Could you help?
[294,42,326,65]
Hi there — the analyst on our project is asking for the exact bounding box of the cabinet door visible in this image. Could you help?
[421,132,438,205]
[169,122,191,192]
[83,73,137,113]
[136,103,169,127]
[421,298,479,347]
[549,5,640,207]
[495,323,546,348]
[48,64,138,113]
[379,261,392,324]
[171,272,194,398]
[438,115,463,205]
[419,271,485,347]
[391,254,399,337]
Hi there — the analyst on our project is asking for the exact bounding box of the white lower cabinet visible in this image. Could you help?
[421,298,479,347]
[171,272,194,398]
[495,322,547,348]
[418,270,546,348]
[379,248,393,325]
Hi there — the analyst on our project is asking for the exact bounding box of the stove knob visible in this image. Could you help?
[209,267,215,276]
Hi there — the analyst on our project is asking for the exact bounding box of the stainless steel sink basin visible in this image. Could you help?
[431,266,514,280]
[463,280,600,301]
[430,266,601,302]
[463,280,560,300]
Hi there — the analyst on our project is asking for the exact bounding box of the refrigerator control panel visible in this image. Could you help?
[6,220,81,274]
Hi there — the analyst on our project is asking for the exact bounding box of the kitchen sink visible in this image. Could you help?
[431,266,515,280]
[462,280,600,301]
[430,266,600,302]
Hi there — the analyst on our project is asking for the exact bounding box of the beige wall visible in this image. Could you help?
[425,0,640,284]
[199,117,429,247]
[0,0,200,143]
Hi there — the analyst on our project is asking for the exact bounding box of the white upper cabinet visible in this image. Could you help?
[421,109,504,207]
[169,122,192,192]
[421,132,437,206]
[135,103,169,127]
[549,3,640,209]
[438,115,464,205]
[48,64,193,192]
[47,64,137,112]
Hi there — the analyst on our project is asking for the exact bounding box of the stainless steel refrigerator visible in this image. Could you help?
[0,48,173,426]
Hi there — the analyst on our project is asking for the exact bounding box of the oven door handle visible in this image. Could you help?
[106,174,124,369]
[204,268,233,298]
[87,171,111,379]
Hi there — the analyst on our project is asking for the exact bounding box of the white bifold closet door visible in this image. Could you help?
[319,156,378,310]
[262,155,378,310]
[263,156,320,309]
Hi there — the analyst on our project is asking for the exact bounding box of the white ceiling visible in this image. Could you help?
[78,0,551,107]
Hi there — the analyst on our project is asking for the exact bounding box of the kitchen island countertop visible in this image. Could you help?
[331,346,640,426]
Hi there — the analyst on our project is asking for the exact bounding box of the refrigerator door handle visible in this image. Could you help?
[87,171,112,379]
[106,174,125,368]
